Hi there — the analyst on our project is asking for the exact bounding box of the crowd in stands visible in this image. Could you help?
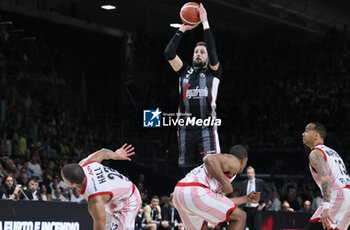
[1,15,350,229]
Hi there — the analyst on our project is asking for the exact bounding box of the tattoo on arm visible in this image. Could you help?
[310,150,331,202]
[321,180,331,202]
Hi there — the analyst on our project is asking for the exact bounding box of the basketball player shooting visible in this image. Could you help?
[164,3,222,173]
[61,144,141,230]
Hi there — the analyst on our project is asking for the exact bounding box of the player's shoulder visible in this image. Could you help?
[309,149,326,162]
[143,204,151,211]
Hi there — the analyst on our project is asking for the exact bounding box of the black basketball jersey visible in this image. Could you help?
[177,62,222,120]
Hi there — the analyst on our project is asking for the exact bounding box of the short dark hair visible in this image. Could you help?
[61,163,85,184]
[29,176,39,183]
[195,41,206,48]
[229,145,248,159]
[151,195,159,200]
[310,122,327,140]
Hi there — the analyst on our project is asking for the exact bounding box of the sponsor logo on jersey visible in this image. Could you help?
[183,84,208,101]
[87,166,93,175]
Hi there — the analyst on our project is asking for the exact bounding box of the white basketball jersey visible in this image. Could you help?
[81,161,135,203]
[180,163,236,193]
[310,144,350,191]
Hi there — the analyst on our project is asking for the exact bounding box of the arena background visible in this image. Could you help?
[0,0,350,229]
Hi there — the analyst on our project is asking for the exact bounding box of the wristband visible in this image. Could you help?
[203,21,209,30]
[323,202,331,210]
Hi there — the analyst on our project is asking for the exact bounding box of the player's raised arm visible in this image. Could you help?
[199,3,221,73]
[309,149,334,229]
[79,144,135,166]
[203,154,234,194]
[164,24,198,72]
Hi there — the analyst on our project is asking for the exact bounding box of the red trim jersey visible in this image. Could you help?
[81,161,135,203]
[310,143,350,191]
[180,163,236,193]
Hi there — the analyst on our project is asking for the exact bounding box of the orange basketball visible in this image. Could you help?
[180,2,200,26]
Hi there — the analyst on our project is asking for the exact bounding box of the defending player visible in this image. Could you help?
[61,144,141,230]
[164,3,222,172]
[173,145,260,230]
[302,122,350,230]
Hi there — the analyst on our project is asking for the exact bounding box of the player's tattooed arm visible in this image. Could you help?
[309,150,331,202]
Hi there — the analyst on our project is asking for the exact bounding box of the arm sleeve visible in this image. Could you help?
[164,30,184,60]
[203,29,219,66]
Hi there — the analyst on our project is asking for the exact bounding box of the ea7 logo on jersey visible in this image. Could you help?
[143,108,161,127]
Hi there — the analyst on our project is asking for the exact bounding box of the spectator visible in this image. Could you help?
[44,161,58,184]
[267,191,281,211]
[27,155,43,180]
[40,184,51,201]
[19,162,32,179]
[18,173,29,186]
[51,187,68,202]
[21,177,41,200]
[298,200,312,213]
[295,195,304,211]
[311,191,323,213]
[286,187,299,211]
[161,193,184,230]
[135,203,146,230]
[4,159,18,175]
[69,187,84,203]
[143,195,168,230]
[0,175,22,200]
[240,166,271,230]
[282,201,294,212]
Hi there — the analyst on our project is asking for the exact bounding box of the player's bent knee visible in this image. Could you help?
[228,208,246,222]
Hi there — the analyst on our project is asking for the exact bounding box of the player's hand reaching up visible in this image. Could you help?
[179,23,199,33]
[115,144,135,161]
[199,3,208,23]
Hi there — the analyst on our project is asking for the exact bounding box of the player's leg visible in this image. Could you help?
[178,127,197,173]
[116,188,142,230]
[173,186,206,230]
[337,188,350,229]
[104,208,113,230]
[198,126,220,157]
[227,208,247,230]
[186,186,236,228]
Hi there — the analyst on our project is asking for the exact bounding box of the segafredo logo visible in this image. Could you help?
[183,84,209,101]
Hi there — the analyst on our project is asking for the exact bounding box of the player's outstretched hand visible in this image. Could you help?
[320,209,334,229]
[115,143,135,161]
[247,191,260,203]
[199,3,208,23]
[179,23,199,32]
